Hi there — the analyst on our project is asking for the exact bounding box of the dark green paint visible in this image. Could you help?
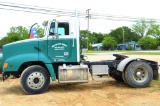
[2,38,78,81]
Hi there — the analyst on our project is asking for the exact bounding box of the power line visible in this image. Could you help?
[0,7,148,22]
[0,3,86,18]
[0,1,154,20]
[0,1,82,17]
[0,7,78,17]
[0,5,157,23]
[0,4,76,15]
[0,1,75,12]
[0,1,160,23]
[90,13,160,23]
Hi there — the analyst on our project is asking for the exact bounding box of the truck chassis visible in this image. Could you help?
[2,54,159,94]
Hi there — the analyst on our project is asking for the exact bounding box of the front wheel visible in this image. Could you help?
[124,61,153,88]
[20,65,50,94]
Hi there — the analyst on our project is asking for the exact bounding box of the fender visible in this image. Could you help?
[38,53,56,81]
[45,63,56,81]
[38,53,52,63]
[117,57,136,72]
[3,52,56,81]
[3,53,38,72]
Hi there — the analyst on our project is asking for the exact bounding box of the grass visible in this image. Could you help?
[123,51,160,55]
[82,50,121,53]
[82,50,160,55]
[82,50,123,55]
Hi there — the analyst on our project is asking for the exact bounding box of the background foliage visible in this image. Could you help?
[0,19,160,50]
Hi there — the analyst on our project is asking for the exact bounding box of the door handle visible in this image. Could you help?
[34,46,41,51]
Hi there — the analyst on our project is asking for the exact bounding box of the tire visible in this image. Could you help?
[20,65,50,94]
[122,70,128,85]
[110,70,124,82]
[124,61,153,88]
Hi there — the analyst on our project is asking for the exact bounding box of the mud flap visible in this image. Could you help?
[2,72,10,81]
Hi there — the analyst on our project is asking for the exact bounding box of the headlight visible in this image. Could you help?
[4,62,8,68]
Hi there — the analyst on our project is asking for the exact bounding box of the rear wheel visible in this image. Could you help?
[110,70,124,82]
[124,61,153,88]
[20,65,50,94]
[122,70,128,85]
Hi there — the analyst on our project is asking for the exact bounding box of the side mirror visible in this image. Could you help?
[42,21,48,26]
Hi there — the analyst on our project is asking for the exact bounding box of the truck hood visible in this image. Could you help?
[4,38,39,46]
[2,38,39,63]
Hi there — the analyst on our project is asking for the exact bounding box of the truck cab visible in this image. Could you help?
[41,18,80,63]
[2,17,81,78]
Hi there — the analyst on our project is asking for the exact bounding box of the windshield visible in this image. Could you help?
[42,20,70,37]
[49,21,69,36]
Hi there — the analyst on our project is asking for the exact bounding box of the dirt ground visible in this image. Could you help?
[0,54,160,106]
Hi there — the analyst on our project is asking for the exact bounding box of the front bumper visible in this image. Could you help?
[2,72,19,81]
[2,72,10,81]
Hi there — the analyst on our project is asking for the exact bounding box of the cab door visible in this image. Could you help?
[47,20,72,62]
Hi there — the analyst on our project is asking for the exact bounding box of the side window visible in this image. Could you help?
[58,22,69,35]
[49,22,69,36]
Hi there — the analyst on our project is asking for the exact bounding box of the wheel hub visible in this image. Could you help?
[133,67,148,82]
[27,72,45,89]
[33,78,39,84]
[136,71,142,78]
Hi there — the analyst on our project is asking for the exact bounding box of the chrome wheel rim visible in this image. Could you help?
[27,72,45,89]
[133,67,148,83]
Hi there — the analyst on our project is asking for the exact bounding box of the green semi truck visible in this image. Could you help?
[0,17,159,94]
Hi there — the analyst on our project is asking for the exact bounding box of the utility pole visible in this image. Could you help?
[122,27,124,43]
[86,9,91,51]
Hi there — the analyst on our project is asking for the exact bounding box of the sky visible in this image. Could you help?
[0,0,160,38]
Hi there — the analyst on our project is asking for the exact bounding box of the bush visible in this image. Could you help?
[138,36,158,50]
[127,45,133,50]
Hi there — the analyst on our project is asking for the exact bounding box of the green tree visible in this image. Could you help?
[37,25,44,38]
[80,30,105,50]
[7,26,29,42]
[0,37,9,48]
[132,18,156,37]
[89,32,98,45]
[0,25,44,48]
[138,36,158,50]
[132,18,160,46]
[7,25,44,43]
[80,30,88,49]
[92,32,104,43]
[102,36,117,50]
[109,26,140,44]
[147,24,160,45]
